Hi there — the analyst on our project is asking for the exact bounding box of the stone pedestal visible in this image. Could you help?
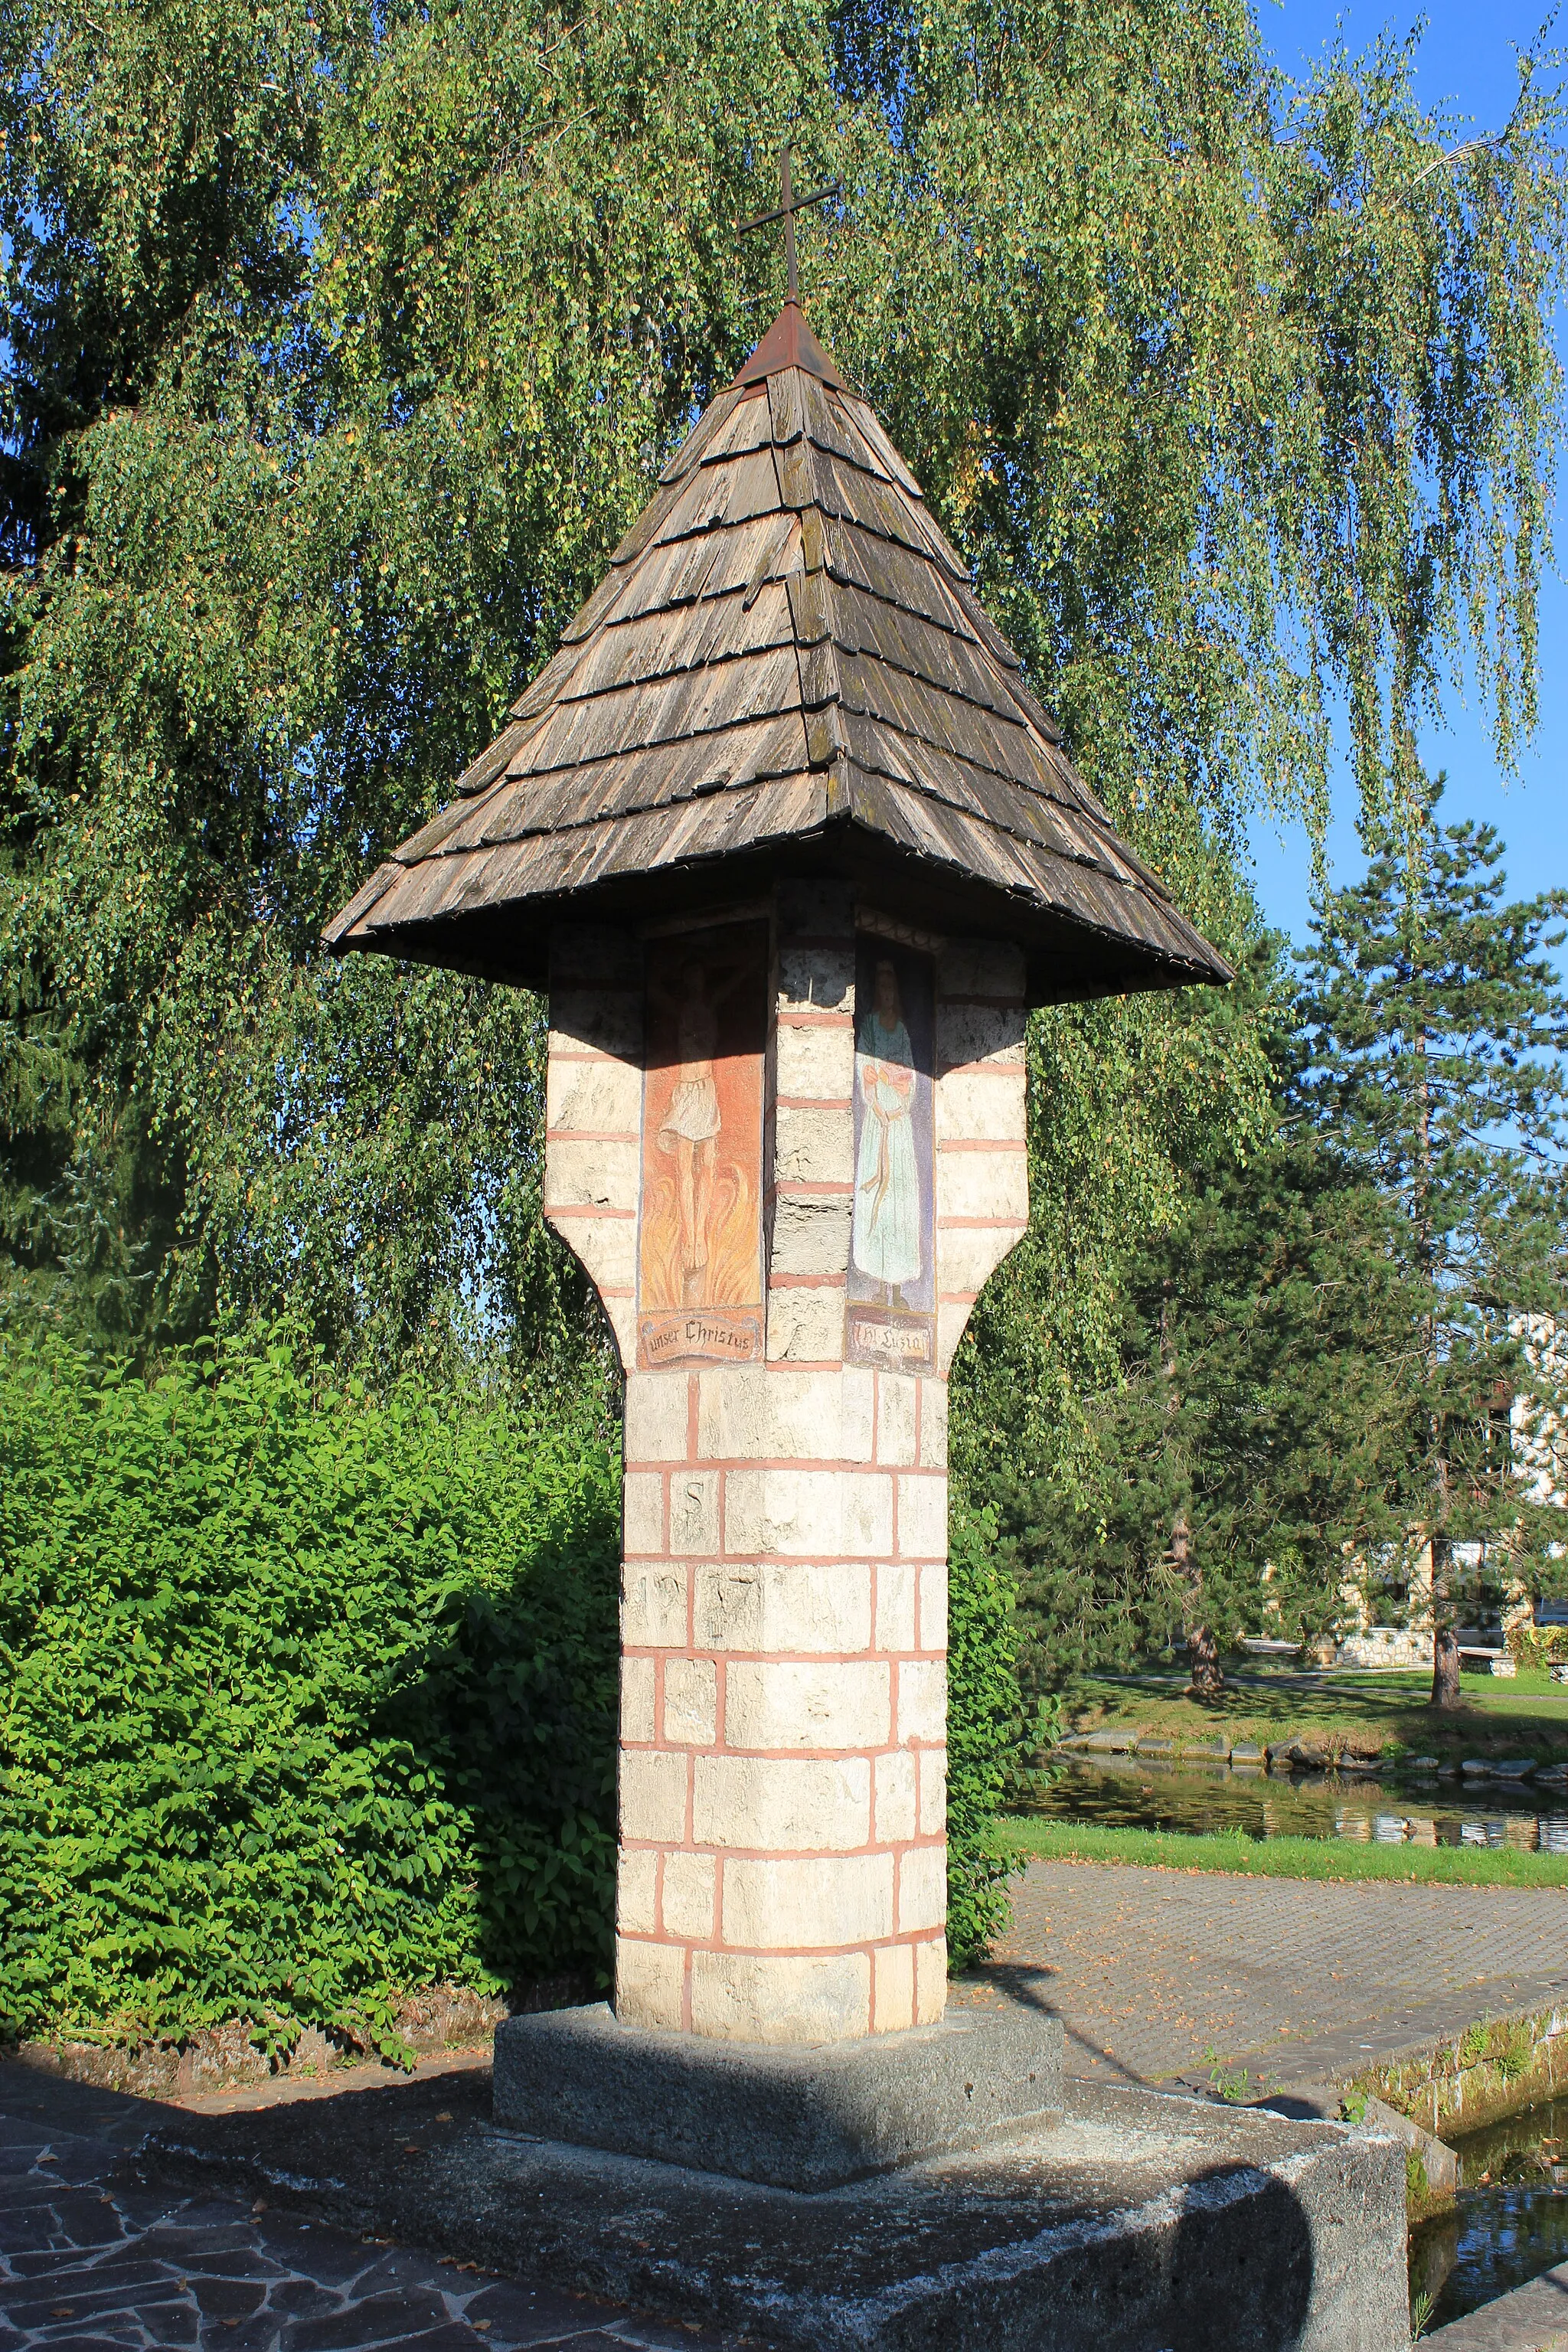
[544,883,1027,2047]
[492,2002,1064,2189]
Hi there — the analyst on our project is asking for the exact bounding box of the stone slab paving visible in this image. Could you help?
[0,2068,737,2352]
[1424,2258,1568,2347]
[951,1858,1568,2090]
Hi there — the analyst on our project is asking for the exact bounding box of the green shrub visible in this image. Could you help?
[0,1330,619,2056]
[946,1498,1028,1970]
[1,1328,1031,2040]
[1507,1622,1568,1671]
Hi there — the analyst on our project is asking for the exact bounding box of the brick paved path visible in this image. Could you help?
[952,1859,1568,2090]
[0,2075,732,2352]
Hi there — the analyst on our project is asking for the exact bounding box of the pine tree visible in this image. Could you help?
[1298,779,1568,1708]
[995,939,1426,1697]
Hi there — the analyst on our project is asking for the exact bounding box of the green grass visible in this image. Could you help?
[1061,1667,1568,1764]
[1010,1816,1568,1887]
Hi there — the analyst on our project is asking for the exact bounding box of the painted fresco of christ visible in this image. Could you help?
[852,957,923,1302]
[652,956,749,1304]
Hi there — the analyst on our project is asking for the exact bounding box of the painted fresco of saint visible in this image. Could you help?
[650,956,748,1305]
[852,957,923,1298]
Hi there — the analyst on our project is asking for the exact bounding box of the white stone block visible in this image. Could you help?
[898,1842,948,1934]
[898,1658,947,1746]
[663,1657,717,1746]
[693,1561,873,1655]
[919,1746,948,1836]
[875,1376,918,1467]
[897,1473,948,1561]
[548,989,643,1061]
[774,1104,854,1187]
[689,1950,871,2043]
[937,1148,1029,1225]
[691,1755,871,1851]
[936,1223,1021,1299]
[874,1560,916,1655]
[936,1063,1027,1142]
[936,940,1026,999]
[662,1850,717,1942]
[920,1381,949,1471]
[777,949,854,1014]
[724,1467,890,1559]
[622,1472,665,1557]
[621,1560,688,1648]
[619,1655,655,1744]
[616,1848,658,1936]
[936,1001,1026,1074]
[914,1934,949,2025]
[614,1935,684,2031]
[546,1055,642,1137]
[697,1367,874,1465]
[544,1135,641,1212]
[546,1206,637,1294]
[725,1659,891,1751]
[776,1020,854,1102]
[624,1372,691,1465]
[766,1285,845,1364]
[619,1748,688,1844]
[599,1293,639,1372]
[668,1470,720,1555]
[873,1941,915,2034]
[874,1749,917,1844]
[918,1559,949,1652]
[844,1472,895,1556]
[723,1853,893,1949]
[770,1192,853,1278]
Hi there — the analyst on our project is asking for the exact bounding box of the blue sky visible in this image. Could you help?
[1247,0,1566,949]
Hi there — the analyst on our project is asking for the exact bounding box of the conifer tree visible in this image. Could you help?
[991,939,1426,1697]
[1298,779,1568,1707]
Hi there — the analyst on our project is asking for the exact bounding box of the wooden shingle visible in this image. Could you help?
[324,303,1230,1001]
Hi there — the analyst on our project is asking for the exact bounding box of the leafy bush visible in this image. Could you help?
[1507,1622,1568,1671]
[1,1327,1031,2042]
[946,1498,1030,1969]
[0,1330,619,2054]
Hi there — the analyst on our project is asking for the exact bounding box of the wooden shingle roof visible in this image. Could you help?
[323,304,1230,1002]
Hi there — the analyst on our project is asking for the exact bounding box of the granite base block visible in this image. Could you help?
[472,2078,1410,2350]
[492,2001,1065,2189]
[140,2070,1411,2351]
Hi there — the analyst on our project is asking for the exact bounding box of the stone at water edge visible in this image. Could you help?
[1230,1741,1265,1762]
[1460,1758,1538,1779]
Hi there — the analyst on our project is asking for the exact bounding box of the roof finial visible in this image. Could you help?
[737,146,841,307]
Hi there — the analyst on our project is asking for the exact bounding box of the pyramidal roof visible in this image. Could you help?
[324,303,1230,1001]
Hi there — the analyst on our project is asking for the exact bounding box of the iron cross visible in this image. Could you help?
[737,148,842,304]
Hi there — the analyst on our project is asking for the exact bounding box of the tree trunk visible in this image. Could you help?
[1187,1619,1225,1700]
[1430,1624,1462,1710]
[1161,1283,1220,1696]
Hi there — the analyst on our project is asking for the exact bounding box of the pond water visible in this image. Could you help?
[1030,1754,1568,1851]
[1409,2093,1568,2330]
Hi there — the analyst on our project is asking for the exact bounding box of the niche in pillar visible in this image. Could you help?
[638,921,769,1371]
[848,935,936,1375]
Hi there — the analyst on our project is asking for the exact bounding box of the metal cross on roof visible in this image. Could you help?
[737,147,841,305]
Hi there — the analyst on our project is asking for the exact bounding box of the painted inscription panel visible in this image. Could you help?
[846,935,936,1372]
[638,921,768,1370]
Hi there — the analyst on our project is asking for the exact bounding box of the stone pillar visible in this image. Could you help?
[544,890,1027,2047]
